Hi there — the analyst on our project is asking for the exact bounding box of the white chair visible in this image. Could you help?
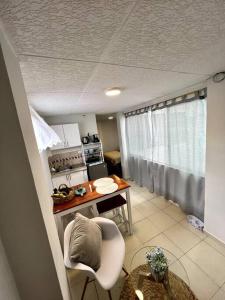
[64,217,129,300]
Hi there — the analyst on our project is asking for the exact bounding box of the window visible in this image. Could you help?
[126,99,206,176]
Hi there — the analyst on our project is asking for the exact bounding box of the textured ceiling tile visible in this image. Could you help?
[29,92,81,116]
[0,0,135,60]
[82,64,207,100]
[102,0,224,72]
[81,63,149,93]
[1,0,224,115]
[32,99,117,115]
[20,56,97,93]
[172,0,225,74]
[172,41,225,74]
[28,63,206,115]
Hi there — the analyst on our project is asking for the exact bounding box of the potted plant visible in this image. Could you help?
[146,247,168,282]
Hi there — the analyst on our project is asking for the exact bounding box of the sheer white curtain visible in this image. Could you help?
[126,99,206,176]
[126,99,206,220]
[126,112,152,159]
[117,112,130,178]
[30,106,61,152]
[166,100,206,176]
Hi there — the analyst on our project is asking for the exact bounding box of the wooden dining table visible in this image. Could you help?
[53,175,133,245]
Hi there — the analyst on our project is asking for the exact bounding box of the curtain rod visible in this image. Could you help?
[124,87,207,118]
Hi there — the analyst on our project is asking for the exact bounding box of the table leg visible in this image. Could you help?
[126,189,133,235]
[91,204,99,217]
[55,214,64,248]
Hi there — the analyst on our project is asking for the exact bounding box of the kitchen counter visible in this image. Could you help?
[51,164,87,178]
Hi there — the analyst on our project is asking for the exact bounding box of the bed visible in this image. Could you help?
[104,150,122,177]
[104,150,121,165]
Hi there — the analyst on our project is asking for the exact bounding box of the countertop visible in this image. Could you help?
[51,164,87,178]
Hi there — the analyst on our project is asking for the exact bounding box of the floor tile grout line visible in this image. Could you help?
[130,187,186,251]
[180,233,225,286]
[134,221,165,246]
[126,212,206,267]
[129,185,204,247]
[178,219,207,240]
[131,215,148,226]
[182,236,225,288]
[161,208,186,223]
[131,194,165,222]
[135,207,161,219]
[177,252,221,298]
[209,287,223,300]
[129,184,225,292]
[134,193,170,211]
[162,229,193,255]
[161,224,209,264]
[162,221,180,232]
[144,231,185,257]
[134,209,177,234]
[204,238,225,260]
[127,221,184,256]
[124,230,179,262]
[184,252,222,290]
[147,214,178,233]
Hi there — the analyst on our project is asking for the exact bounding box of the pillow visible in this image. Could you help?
[69,213,102,271]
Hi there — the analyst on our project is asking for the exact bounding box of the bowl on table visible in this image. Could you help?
[74,186,86,196]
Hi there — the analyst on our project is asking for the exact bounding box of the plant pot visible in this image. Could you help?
[149,265,168,283]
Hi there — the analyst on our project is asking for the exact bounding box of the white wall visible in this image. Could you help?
[0,237,20,300]
[0,27,70,300]
[45,113,98,137]
[205,79,225,243]
[97,119,119,152]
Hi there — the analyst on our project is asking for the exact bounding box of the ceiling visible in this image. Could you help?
[96,113,117,121]
[1,0,225,116]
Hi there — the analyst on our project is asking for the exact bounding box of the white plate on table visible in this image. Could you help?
[96,183,118,195]
[93,177,114,187]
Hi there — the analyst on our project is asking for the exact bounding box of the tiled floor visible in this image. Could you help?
[67,181,225,300]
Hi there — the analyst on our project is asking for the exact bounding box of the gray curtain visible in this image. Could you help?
[128,156,205,221]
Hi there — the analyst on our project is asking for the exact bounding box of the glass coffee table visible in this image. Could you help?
[120,246,198,300]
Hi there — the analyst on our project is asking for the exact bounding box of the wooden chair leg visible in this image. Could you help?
[107,290,113,300]
[122,266,129,277]
[81,276,89,300]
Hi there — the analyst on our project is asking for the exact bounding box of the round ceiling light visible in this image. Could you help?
[213,72,225,83]
[108,116,114,120]
[105,87,121,96]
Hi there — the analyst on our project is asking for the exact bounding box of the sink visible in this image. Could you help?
[51,164,86,175]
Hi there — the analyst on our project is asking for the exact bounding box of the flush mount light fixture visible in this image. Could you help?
[105,87,121,96]
[108,116,114,120]
[213,72,225,83]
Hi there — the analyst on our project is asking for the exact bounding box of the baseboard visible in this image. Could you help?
[204,228,225,247]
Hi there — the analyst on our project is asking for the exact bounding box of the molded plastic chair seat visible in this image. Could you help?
[64,217,126,297]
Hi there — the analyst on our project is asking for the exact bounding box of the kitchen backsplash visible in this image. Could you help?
[48,150,83,171]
